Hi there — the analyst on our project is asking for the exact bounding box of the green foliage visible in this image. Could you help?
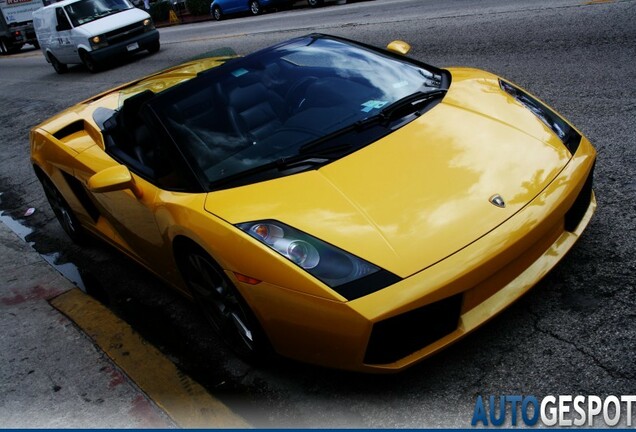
[149,1,171,22]
[185,0,211,16]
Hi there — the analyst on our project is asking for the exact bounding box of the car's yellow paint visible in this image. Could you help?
[88,165,143,198]
[386,40,411,55]
[30,54,596,372]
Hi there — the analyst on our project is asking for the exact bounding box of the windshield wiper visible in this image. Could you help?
[299,89,447,155]
[208,146,351,190]
[380,88,447,120]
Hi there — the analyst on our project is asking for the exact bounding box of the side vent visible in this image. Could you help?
[61,171,101,222]
[53,121,85,140]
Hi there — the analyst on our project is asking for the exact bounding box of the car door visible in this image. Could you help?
[224,0,245,14]
[53,7,75,63]
[74,144,171,269]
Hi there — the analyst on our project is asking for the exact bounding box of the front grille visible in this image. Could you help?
[364,293,462,365]
[564,162,595,232]
[104,22,145,45]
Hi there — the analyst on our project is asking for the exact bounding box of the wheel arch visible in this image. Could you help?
[171,233,274,349]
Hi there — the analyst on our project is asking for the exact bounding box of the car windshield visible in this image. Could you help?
[65,0,133,26]
[146,35,447,190]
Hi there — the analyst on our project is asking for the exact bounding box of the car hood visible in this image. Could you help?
[204,69,572,278]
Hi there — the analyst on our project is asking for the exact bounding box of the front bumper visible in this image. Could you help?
[90,30,159,63]
[235,137,596,373]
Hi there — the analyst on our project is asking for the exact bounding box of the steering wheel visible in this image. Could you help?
[285,76,319,114]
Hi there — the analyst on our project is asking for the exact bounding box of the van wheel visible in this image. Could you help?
[80,50,100,73]
[147,40,160,54]
[48,53,68,74]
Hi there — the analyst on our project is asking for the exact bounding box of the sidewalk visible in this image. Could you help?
[0,220,248,428]
[0,221,175,427]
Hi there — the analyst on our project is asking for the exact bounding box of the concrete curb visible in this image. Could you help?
[0,220,248,428]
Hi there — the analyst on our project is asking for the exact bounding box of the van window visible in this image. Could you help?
[64,0,133,27]
[55,8,72,31]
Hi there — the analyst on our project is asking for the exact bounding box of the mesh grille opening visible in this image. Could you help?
[364,293,462,365]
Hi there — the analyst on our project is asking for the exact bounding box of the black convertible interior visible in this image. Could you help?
[97,35,444,189]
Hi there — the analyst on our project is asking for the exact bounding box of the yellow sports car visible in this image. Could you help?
[30,34,596,372]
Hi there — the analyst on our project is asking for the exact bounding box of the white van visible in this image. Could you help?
[33,0,159,73]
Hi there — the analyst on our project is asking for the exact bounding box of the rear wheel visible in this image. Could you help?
[249,0,261,15]
[48,53,68,74]
[212,5,223,20]
[79,50,100,73]
[39,173,87,244]
[177,245,271,361]
[1,38,22,54]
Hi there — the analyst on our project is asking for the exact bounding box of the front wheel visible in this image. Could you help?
[308,0,324,7]
[79,50,100,73]
[147,40,160,54]
[249,0,261,15]
[178,246,271,361]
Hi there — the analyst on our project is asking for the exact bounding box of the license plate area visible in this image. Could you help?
[126,42,139,52]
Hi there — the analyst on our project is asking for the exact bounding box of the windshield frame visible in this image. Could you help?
[64,0,133,27]
[144,34,451,192]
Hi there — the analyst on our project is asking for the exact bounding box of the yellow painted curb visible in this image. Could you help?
[51,288,250,429]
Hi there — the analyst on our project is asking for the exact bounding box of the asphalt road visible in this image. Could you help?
[1,0,635,427]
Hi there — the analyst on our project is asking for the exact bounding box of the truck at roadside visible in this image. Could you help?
[0,0,43,54]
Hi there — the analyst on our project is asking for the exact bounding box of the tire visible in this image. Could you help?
[79,50,100,73]
[212,5,223,20]
[39,173,87,244]
[32,40,40,49]
[177,245,271,361]
[48,53,68,74]
[147,40,160,54]
[1,38,22,54]
[308,0,324,7]
[249,0,261,15]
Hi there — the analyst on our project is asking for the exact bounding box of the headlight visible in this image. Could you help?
[499,79,581,155]
[89,35,108,49]
[143,18,155,30]
[237,220,400,300]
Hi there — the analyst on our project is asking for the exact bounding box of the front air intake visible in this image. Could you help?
[364,293,462,365]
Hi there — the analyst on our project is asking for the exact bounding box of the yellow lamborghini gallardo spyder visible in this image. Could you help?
[30,34,596,372]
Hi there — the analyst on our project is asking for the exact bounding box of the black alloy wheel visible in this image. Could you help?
[179,247,270,361]
[249,0,261,15]
[40,175,86,244]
